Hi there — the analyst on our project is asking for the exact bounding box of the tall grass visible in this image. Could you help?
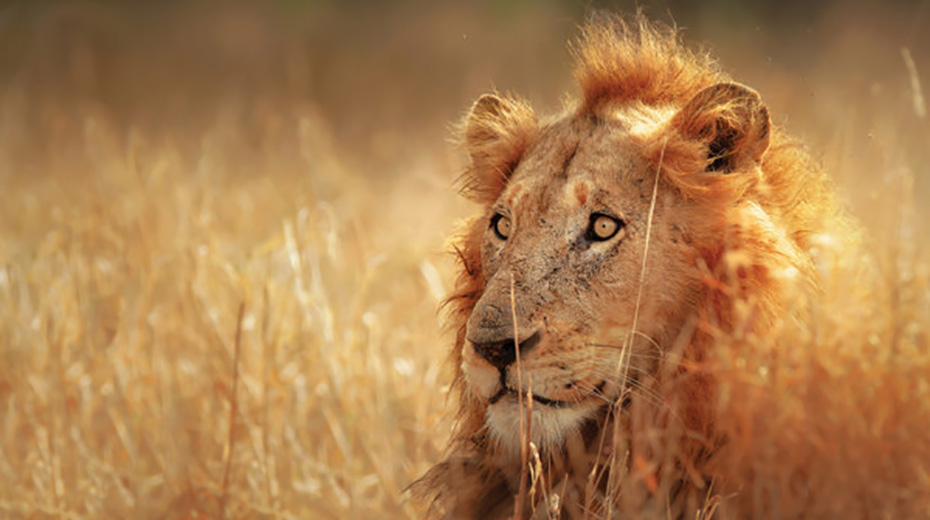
[0,1,927,518]
[0,97,460,517]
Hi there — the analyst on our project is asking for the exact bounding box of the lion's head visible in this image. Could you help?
[415,13,843,519]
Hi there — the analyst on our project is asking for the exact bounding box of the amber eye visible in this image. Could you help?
[587,213,624,241]
[491,214,512,240]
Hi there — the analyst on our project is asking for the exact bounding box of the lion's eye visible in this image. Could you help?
[587,213,624,241]
[491,214,512,240]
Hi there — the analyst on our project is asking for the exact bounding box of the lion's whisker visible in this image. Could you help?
[632,331,663,353]
[586,343,665,360]
[572,370,668,409]
[589,363,660,382]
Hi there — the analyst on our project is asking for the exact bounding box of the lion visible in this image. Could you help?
[413,13,854,519]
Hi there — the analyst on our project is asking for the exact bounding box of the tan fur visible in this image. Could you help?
[413,13,851,519]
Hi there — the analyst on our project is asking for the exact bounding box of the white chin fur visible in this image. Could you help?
[486,395,597,454]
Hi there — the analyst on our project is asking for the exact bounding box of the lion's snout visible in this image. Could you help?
[470,331,542,370]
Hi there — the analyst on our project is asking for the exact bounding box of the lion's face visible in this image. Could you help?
[459,86,770,454]
[461,110,693,453]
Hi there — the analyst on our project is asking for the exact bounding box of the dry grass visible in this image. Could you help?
[0,98,457,518]
[0,1,928,519]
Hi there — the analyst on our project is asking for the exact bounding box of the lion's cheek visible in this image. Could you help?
[461,343,500,399]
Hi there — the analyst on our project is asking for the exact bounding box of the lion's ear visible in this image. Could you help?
[461,93,537,203]
[671,82,770,173]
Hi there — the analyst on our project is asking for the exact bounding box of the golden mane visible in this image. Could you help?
[573,13,722,109]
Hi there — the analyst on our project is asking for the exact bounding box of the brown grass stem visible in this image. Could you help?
[510,272,531,519]
[219,302,245,519]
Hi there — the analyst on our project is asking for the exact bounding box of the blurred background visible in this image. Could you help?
[2,0,929,233]
[0,1,927,518]
[2,0,929,241]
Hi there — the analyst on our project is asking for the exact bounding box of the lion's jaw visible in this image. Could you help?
[485,393,602,454]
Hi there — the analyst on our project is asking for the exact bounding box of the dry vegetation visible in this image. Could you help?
[0,1,928,519]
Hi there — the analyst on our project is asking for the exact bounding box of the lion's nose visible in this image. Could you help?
[471,331,542,370]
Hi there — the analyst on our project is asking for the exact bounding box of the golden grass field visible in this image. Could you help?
[0,1,928,518]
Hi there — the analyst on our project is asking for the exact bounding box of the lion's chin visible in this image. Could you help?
[485,393,601,455]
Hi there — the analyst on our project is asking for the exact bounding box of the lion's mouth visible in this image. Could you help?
[488,386,570,408]
[488,380,606,408]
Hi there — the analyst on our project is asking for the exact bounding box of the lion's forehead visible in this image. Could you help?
[503,118,644,222]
